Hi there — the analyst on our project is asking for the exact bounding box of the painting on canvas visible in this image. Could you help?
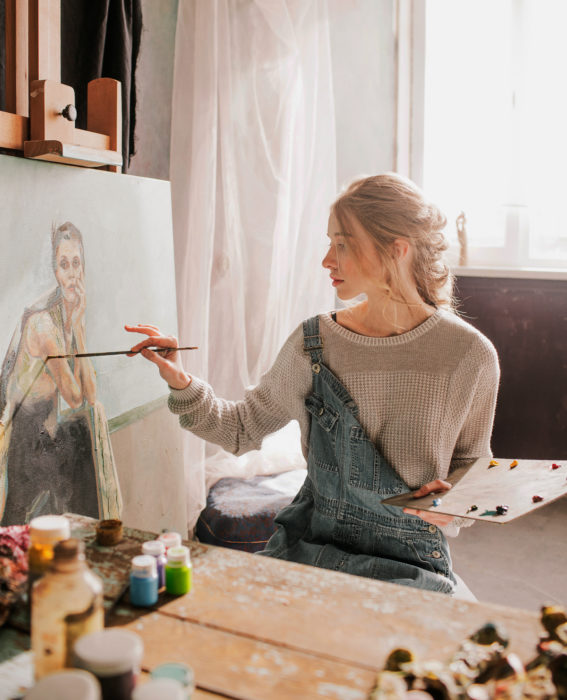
[0,155,178,525]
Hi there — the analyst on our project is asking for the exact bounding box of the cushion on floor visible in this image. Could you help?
[196,469,476,600]
[196,469,307,552]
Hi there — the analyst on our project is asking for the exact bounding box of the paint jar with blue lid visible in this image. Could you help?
[130,555,158,607]
[142,540,167,589]
[151,662,195,698]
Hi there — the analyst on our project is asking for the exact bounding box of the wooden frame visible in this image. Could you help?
[1,0,122,170]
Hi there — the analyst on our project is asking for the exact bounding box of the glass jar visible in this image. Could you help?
[130,555,158,607]
[73,629,144,700]
[31,538,104,680]
[132,678,186,700]
[151,662,195,698]
[141,540,167,589]
[28,515,71,594]
[157,531,182,551]
[165,546,192,595]
[23,669,101,699]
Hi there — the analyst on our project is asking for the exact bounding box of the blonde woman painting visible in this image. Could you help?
[127,173,499,595]
[0,222,122,525]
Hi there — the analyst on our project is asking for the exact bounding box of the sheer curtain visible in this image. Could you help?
[170,0,336,532]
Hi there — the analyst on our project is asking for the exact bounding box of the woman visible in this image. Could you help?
[126,173,499,594]
[0,222,122,524]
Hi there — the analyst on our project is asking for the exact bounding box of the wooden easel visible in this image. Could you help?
[1,0,122,171]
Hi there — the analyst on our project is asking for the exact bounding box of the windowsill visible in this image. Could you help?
[453,266,567,281]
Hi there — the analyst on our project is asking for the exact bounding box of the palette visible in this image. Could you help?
[381,458,567,523]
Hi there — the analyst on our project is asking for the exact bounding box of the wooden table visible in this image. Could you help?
[1,515,545,700]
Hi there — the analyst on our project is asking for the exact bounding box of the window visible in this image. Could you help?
[415,0,567,269]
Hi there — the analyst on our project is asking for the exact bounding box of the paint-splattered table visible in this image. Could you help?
[0,515,546,699]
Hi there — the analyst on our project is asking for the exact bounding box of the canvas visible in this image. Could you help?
[0,155,179,525]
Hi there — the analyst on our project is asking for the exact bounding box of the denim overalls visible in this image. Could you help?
[260,316,456,594]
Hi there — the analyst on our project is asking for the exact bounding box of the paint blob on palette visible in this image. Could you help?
[381,458,567,523]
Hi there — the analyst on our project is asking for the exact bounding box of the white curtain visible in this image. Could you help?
[170,0,336,532]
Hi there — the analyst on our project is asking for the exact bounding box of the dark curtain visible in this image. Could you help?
[0,0,6,112]
[0,0,142,171]
[61,0,143,172]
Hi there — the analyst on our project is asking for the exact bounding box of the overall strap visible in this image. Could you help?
[302,316,323,364]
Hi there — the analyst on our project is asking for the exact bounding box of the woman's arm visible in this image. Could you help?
[68,277,96,405]
[404,335,500,531]
[126,324,306,456]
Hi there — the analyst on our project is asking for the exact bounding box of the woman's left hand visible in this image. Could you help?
[403,478,454,527]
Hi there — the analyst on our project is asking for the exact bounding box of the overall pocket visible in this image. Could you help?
[349,426,405,495]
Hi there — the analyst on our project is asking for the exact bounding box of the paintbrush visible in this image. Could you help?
[46,346,198,360]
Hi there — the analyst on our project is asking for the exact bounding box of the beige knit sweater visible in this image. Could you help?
[169,309,500,534]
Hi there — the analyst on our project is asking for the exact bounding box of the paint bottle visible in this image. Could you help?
[31,538,104,680]
[141,540,167,589]
[23,669,101,700]
[165,546,192,595]
[151,662,195,698]
[73,629,144,700]
[132,678,186,700]
[28,515,71,595]
[129,555,158,607]
[158,531,182,551]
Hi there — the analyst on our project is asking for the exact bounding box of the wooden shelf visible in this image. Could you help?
[23,139,122,168]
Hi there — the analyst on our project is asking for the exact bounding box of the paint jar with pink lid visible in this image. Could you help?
[157,531,182,551]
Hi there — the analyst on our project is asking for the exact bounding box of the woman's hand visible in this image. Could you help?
[402,478,455,527]
[125,324,191,390]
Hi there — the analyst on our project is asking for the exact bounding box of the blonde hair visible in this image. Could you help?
[332,172,454,309]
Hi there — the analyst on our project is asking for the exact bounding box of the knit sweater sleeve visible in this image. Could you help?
[450,335,500,466]
[167,325,309,456]
[442,333,500,537]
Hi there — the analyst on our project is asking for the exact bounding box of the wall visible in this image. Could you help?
[455,276,567,459]
[111,404,187,534]
[450,275,567,610]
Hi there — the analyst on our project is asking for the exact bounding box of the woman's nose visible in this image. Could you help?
[322,246,335,269]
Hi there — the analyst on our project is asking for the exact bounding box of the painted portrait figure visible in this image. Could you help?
[0,222,122,525]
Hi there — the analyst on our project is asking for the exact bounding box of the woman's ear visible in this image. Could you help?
[392,238,410,260]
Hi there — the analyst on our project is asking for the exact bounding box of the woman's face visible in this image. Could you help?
[55,238,83,303]
[322,212,385,300]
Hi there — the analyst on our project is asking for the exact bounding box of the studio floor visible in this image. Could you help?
[450,495,567,611]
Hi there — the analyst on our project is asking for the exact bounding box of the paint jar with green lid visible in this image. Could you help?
[132,678,186,700]
[165,546,192,595]
[151,662,195,698]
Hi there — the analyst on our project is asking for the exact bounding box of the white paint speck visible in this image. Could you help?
[317,682,366,700]
[245,666,271,677]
